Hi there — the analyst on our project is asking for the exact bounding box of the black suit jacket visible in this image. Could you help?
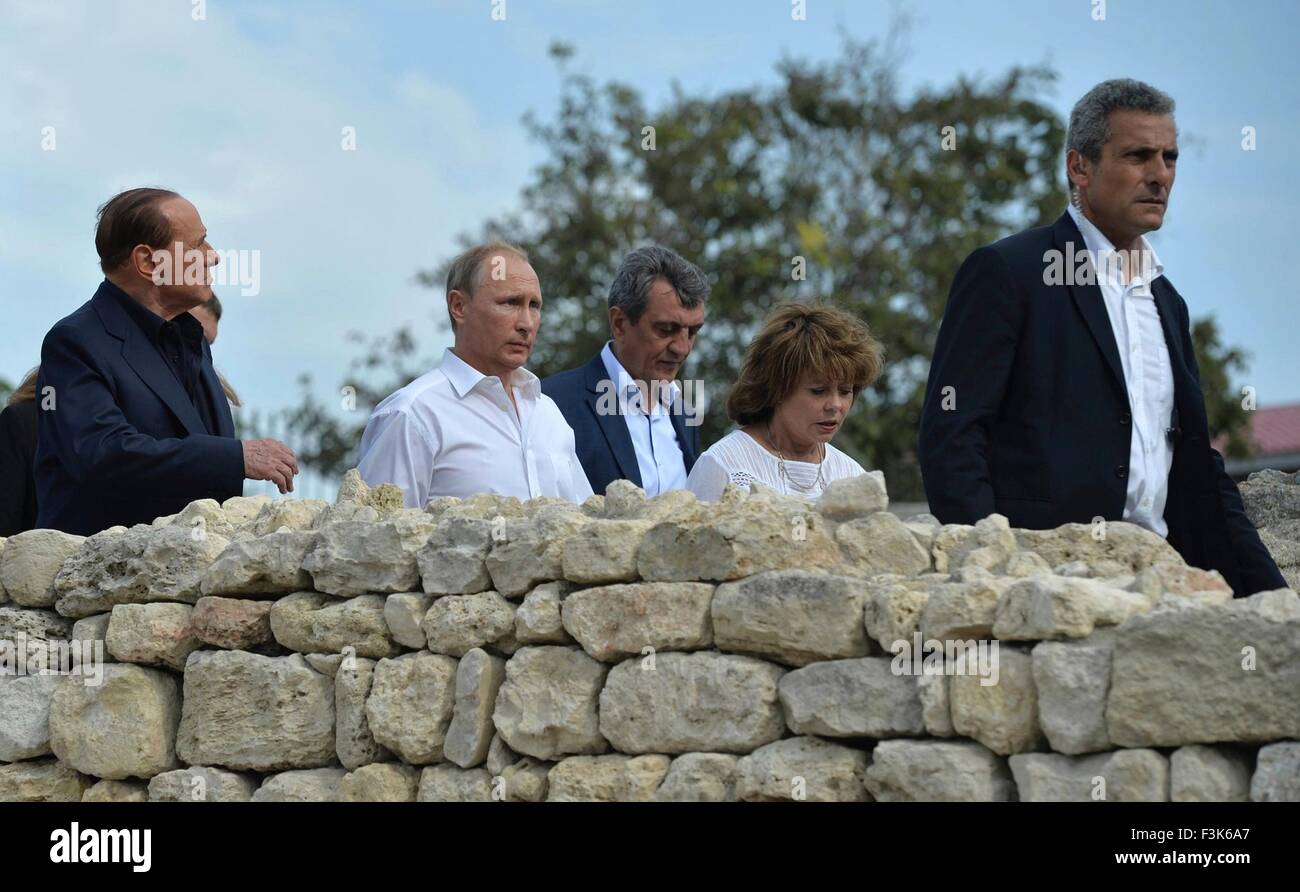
[542,353,702,495]
[919,211,1285,596]
[34,281,244,535]
[0,399,38,536]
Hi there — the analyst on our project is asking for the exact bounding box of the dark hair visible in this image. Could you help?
[95,187,180,274]
[608,245,709,324]
[726,301,884,426]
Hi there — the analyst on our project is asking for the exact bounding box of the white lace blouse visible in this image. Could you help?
[686,429,867,502]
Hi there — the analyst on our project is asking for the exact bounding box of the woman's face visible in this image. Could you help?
[771,372,855,446]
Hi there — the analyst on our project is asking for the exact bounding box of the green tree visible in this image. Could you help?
[1192,315,1251,457]
[277,35,1254,497]
[0,376,12,406]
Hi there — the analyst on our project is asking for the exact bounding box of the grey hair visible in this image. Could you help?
[1067,79,1175,194]
[444,240,530,332]
[608,246,710,323]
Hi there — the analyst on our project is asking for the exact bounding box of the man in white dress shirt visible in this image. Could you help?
[543,246,709,496]
[919,79,1285,596]
[357,241,593,507]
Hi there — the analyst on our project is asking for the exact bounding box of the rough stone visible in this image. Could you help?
[248,499,328,535]
[712,570,872,667]
[654,753,739,802]
[637,488,840,582]
[191,596,274,650]
[444,647,507,768]
[0,529,85,607]
[1170,745,1252,802]
[814,471,889,520]
[836,511,932,576]
[0,605,73,641]
[778,657,924,738]
[515,582,574,644]
[421,590,516,657]
[49,664,181,779]
[917,671,954,737]
[270,592,399,658]
[949,647,1042,755]
[1032,636,1113,754]
[335,657,391,770]
[303,513,436,596]
[561,582,713,662]
[561,519,653,584]
[492,645,608,760]
[1250,742,1300,802]
[0,673,63,761]
[82,779,149,802]
[177,651,335,772]
[1010,749,1169,801]
[105,603,199,671]
[53,524,228,619]
[0,759,91,801]
[337,763,420,802]
[546,754,670,802]
[417,765,493,801]
[599,652,785,754]
[383,592,431,649]
[417,516,495,596]
[993,576,1154,640]
[735,737,870,802]
[147,767,258,802]
[252,768,347,802]
[365,651,458,764]
[1107,589,1300,746]
[199,530,316,596]
[486,506,591,596]
[865,740,1015,801]
[1013,521,1182,573]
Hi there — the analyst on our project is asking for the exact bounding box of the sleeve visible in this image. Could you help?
[0,407,29,536]
[357,409,438,509]
[38,325,245,497]
[1177,297,1287,594]
[567,453,594,504]
[917,246,1024,524]
[686,452,731,503]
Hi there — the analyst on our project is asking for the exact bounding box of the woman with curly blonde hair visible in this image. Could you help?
[686,301,884,501]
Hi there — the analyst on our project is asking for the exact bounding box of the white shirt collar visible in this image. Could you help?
[441,347,539,400]
[600,341,680,408]
[1067,203,1165,288]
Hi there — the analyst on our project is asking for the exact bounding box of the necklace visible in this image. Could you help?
[765,425,826,495]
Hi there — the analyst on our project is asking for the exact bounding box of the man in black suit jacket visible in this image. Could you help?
[543,246,708,495]
[35,188,299,536]
[919,80,1284,597]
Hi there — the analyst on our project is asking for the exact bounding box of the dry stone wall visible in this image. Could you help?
[1,469,1298,802]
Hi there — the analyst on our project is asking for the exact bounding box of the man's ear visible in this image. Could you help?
[448,289,470,328]
[1066,149,1092,195]
[131,244,160,285]
[609,305,627,340]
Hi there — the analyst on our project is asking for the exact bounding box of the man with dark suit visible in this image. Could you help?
[35,187,298,536]
[543,246,708,496]
[919,79,1284,597]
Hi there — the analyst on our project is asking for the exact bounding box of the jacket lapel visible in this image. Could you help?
[1054,213,1127,396]
[198,343,235,437]
[92,284,209,437]
[669,405,699,471]
[583,354,641,486]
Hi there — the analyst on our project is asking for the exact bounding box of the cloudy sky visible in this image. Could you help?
[3,0,1297,461]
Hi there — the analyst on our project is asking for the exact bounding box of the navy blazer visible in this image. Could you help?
[542,353,702,495]
[34,281,244,535]
[919,211,1285,596]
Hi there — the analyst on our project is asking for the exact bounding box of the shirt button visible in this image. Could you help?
[1119,413,1131,425]
[1115,465,1128,479]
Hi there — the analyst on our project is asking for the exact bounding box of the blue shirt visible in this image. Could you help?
[599,341,689,497]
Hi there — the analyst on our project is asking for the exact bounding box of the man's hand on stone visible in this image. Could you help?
[243,438,299,493]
